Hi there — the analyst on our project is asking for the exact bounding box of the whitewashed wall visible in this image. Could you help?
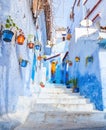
[0,0,36,114]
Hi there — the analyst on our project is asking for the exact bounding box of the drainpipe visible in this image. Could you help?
[85,0,102,19]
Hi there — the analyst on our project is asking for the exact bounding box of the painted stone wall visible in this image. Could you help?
[68,31,103,110]
[0,0,36,114]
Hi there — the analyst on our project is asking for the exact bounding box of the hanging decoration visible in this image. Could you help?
[17,29,25,45]
[27,34,35,49]
[2,16,19,42]
[35,44,41,50]
[27,42,35,49]
[19,58,28,67]
[66,27,72,40]
[86,56,93,66]
[75,56,80,62]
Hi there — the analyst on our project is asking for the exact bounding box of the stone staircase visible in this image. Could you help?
[15,85,106,130]
[31,87,95,112]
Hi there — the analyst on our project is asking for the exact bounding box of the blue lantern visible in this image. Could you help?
[2,30,14,42]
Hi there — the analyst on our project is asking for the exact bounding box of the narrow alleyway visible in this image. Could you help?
[0,0,106,130]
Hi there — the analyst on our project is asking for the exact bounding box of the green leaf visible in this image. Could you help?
[13,23,16,27]
[5,23,10,28]
[6,19,10,23]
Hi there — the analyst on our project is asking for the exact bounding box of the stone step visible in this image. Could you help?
[35,98,89,104]
[14,111,106,130]
[33,93,81,98]
[39,88,73,94]
[31,103,94,112]
[26,111,106,123]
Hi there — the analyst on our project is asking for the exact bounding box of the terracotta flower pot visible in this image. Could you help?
[27,42,34,49]
[75,56,80,62]
[17,34,25,45]
[66,33,72,40]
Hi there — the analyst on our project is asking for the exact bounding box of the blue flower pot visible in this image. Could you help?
[2,30,14,42]
[35,45,41,50]
[20,60,28,67]
[73,88,79,93]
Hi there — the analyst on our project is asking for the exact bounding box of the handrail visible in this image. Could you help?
[62,51,69,62]
[85,0,102,19]
[44,54,60,61]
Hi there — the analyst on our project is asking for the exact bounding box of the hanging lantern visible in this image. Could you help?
[66,33,72,40]
[27,42,35,49]
[75,56,80,62]
[17,34,25,45]
[35,44,41,50]
[19,59,28,67]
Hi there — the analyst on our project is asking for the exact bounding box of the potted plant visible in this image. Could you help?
[67,78,79,93]
[66,33,72,40]
[16,29,25,45]
[40,81,45,88]
[2,16,19,42]
[27,34,35,49]
[19,57,28,67]
[75,56,80,62]
[86,56,93,66]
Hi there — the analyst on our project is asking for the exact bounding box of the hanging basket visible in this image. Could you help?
[2,30,14,42]
[75,56,80,62]
[66,33,72,40]
[27,42,35,49]
[19,59,28,67]
[17,34,25,45]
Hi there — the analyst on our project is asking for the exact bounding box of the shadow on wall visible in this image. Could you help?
[79,73,103,111]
